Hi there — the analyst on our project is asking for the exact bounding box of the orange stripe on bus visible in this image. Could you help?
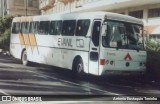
[23,34,30,49]
[18,33,25,46]
[29,34,37,51]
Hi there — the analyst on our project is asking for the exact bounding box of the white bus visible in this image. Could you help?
[10,12,146,76]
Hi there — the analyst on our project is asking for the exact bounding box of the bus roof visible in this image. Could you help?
[58,12,143,25]
[12,11,143,25]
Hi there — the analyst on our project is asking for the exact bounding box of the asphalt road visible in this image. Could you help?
[0,53,159,104]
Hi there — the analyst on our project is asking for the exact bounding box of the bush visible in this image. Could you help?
[0,28,11,50]
[145,40,160,52]
[0,15,13,51]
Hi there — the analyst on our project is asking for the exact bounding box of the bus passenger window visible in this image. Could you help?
[76,19,90,36]
[12,22,20,34]
[21,22,29,34]
[49,21,62,35]
[29,22,39,34]
[29,22,34,33]
[62,20,76,36]
[38,21,49,35]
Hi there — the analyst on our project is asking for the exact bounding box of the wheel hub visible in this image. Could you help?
[77,64,83,73]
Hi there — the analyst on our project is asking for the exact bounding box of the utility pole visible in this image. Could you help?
[2,0,4,18]
[25,0,27,16]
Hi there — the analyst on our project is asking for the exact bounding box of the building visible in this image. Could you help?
[39,0,160,42]
[1,0,40,16]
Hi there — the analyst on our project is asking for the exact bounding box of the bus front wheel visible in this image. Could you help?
[21,50,29,66]
[72,58,84,78]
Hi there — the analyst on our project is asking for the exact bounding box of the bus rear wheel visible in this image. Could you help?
[72,58,84,78]
[21,50,29,66]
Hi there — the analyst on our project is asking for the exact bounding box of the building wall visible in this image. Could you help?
[40,0,160,41]
[7,0,40,16]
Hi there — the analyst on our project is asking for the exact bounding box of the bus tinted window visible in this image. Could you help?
[38,21,49,35]
[12,22,20,34]
[30,21,39,34]
[49,21,62,35]
[21,22,29,34]
[92,21,101,46]
[76,19,90,36]
[62,20,76,36]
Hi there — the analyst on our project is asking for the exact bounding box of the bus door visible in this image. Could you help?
[89,20,101,75]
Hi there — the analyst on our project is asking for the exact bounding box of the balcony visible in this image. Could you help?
[40,0,55,11]
[59,0,75,5]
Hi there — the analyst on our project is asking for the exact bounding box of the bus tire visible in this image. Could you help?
[72,58,84,78]
[21,50,30,66]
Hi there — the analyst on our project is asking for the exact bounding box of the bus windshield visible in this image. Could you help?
[102,20,144,50]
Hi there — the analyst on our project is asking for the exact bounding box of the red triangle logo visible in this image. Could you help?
[124,53,132,61]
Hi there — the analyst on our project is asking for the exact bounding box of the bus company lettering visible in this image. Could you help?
[58,38,73,47]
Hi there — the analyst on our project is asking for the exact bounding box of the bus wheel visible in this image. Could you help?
[21,50,29,66]
[73,58,84,78]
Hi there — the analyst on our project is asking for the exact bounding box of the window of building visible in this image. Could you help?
[14,0,24,6]
[49,21,62,35]
[12,22,20,34]
[76,19,90,36]
[38,21,50,35]
[21,22,29,34]
[29,21,39,34]
[28,0,38,8]
[149,34,160,40]
[129,10,143,19]
[148,8,160,18]
[62,20,76,36]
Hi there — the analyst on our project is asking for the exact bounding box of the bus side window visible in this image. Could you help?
[62,20,76,36]
[21,22,29,34]
[12,22,20,34]
[75,19,90,36]
[38,21,49,35]
[34,22,39,34]
[92,21,101,46]
[29,21,39,34]
[49,21,62,35]
[29,22,34,34]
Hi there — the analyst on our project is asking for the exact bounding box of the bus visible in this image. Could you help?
[10,12,146,77]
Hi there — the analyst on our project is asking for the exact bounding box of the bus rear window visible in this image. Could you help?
[76,19,90,36]
[12,22,20,34]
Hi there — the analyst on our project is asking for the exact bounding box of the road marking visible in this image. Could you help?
[0,89,10,95]
[0,63,17,68]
